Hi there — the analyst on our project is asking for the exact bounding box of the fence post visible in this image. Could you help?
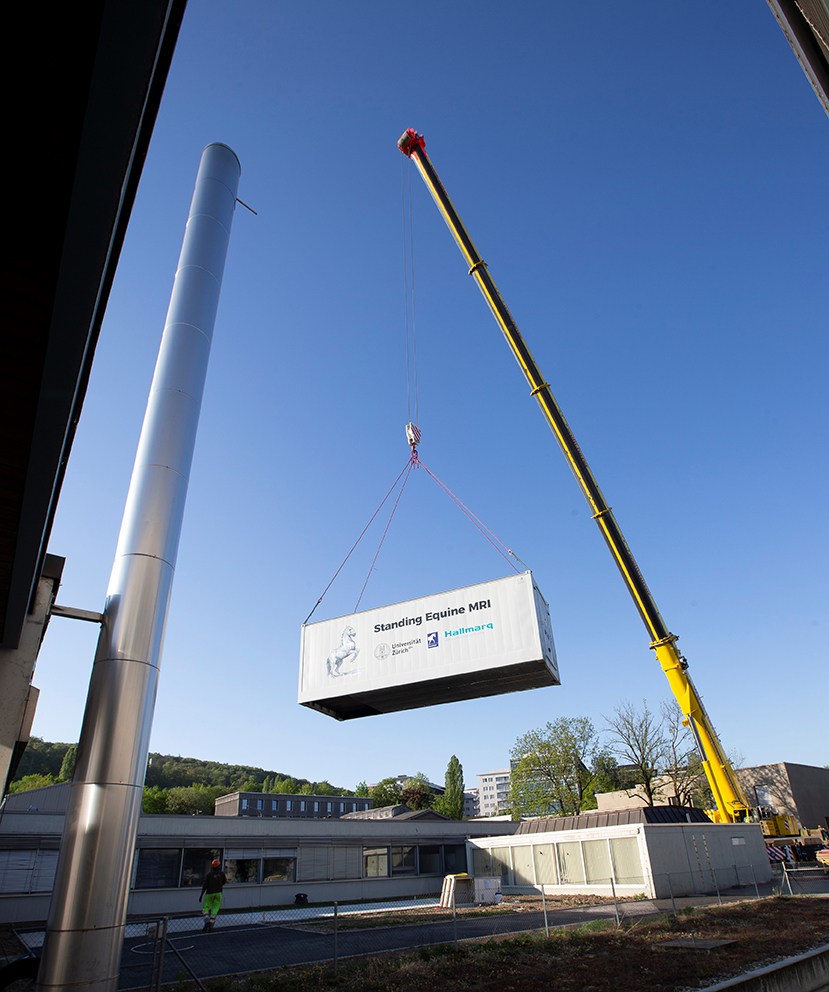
[749,862,760,899]
[666,873,677,917]
[452,885,458,946]
[609,876,621,928]
[782,862,793,896]
[333,901,338,974]
[540,885,549,937]
[154,917,169,992]
[148,920,161,992]
[711,867,722,906]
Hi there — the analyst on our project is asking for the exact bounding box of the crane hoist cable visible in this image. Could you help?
[401,155,419,428]
[304,439,528,623]
[302,458,413,625]
[303,157,528,623]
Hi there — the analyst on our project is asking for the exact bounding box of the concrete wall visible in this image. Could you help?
[642,823,770,898]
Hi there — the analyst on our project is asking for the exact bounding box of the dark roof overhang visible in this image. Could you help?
[1,0,187,649]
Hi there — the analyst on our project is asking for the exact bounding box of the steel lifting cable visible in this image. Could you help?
[302,458,413,625]
[417,456,526,574]
[353,454,415,612]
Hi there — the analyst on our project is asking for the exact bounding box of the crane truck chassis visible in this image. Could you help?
[397,127,751,826]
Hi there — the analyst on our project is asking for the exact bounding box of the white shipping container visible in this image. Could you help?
[299,572,559,720]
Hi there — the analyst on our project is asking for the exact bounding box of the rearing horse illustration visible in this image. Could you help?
[326,625,359,677]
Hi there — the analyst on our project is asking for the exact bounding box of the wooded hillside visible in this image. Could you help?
[11,738,350,800]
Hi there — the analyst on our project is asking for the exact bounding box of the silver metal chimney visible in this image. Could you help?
[37,143,241,992]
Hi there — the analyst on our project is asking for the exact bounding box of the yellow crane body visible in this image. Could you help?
[398,128,750,824]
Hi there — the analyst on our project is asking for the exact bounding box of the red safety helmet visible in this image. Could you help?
[211,859,221,868]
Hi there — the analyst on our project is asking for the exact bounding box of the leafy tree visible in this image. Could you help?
[142,785,169,814]
[12,739,73,780]
[604,700,666,806]
[370,777,403,808]
[401,773,434,811]
[433,755,464,819]
[58,744,78,782]
[590,752,625,796]
[164,784,225,815]
[8,773,57,794]
[510,717,601,817]
[311,781,338,796]
[354,781,370,797]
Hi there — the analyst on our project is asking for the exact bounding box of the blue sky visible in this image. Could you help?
[33,1,828,791]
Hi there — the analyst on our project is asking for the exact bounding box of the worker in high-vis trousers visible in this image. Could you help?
[199,858,227,930]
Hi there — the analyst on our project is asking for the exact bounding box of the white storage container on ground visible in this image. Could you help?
[298,571,559,720]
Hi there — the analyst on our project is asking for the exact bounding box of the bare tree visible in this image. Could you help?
[661,699,711,808]
[604,700,666,806]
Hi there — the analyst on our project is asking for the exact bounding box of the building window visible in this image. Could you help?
[610,837,643,885]
[286,800,293,811]
[181,849,221,888]
[271,799,277,811]
[471,847,493,877]
[327,802,332,813]
[363,847,389,877]
[300,801,306,812]
[443,844,467,874]
[489,846,511,885]
[241,798,248,811]
[582,839,612,884]
[557,842,585,884]
[135,849,182,889]
[0,850,58,894]
[257,799,263,811]
[263,857,296,882]
[391,846,416,875]
[418,845,442,875]
[224,850,260,884]
[533,844,557,885]
[314,802,319,813]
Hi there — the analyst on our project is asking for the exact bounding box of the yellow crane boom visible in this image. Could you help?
[398,128,749,824]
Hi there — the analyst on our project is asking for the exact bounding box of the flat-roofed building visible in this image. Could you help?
[214,792,373,819]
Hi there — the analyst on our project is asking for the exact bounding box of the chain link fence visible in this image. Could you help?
[8,862,828,991]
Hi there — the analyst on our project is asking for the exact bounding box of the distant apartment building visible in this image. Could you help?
[463,789,480,818]
[477,770,511,816]
[214,792,373,819]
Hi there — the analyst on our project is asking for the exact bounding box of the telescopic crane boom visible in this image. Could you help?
[398,128,750,824]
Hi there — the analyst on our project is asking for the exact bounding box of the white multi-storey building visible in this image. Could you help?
[463,789,480,818]
[477,769,511,816]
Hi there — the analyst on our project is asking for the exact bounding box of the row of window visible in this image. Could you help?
[136,843,468,888]
[238,798,371,814]
[0,842,468,894]
[471,836,644,888]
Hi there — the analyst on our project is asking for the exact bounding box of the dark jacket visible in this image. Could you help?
[200,869,227,897]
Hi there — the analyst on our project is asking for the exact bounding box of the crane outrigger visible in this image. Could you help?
[398,127,750,825]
